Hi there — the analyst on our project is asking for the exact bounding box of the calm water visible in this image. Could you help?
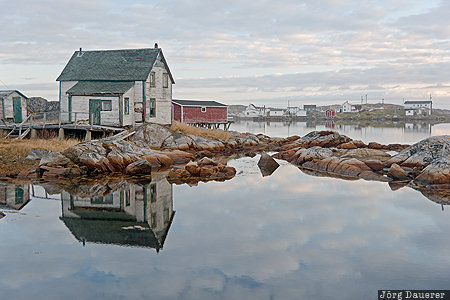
[230,120,450,144]
[1,123,450,300]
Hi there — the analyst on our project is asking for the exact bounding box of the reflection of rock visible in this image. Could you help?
[257,153,280,177]
[410,184,450,206]
[388,181,409,191]
[167,160,236,184]
[0,211,4,219]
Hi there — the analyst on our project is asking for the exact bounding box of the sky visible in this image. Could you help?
[0,0,449,109]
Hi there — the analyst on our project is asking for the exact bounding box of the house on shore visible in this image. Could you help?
[172,99,228,125]
[303,104,317,112]
[286,106,307,117]
[242,104,266,117]
[338,101,363,113]
[267,108,284,117]
[56,45,174,128]
[404,100,432,116]
[0,90,29,123]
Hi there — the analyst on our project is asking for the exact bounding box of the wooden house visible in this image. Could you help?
[56,45,174,128]
[0,90,29,123]
[404,100,432,116]
[242,104,266,117]
[172,99,228,124]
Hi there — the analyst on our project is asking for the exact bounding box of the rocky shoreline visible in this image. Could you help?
[1,123,449,192]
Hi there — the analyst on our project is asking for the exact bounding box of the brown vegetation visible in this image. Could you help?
[170,121,232,141]
[0,138,79,176]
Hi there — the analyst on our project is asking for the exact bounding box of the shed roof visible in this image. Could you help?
[56,48,174,83]
[173,99,227,107]
[67,81,134,95]
[0,90,28,99]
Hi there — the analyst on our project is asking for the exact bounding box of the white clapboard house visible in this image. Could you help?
[0,90,29,123]
[56,45,175,128]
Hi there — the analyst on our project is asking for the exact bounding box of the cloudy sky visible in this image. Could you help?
[1,0,449,108]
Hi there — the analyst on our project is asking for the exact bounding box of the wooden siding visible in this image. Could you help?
[181,106,227,123]
[146,53,173,125]
[173,103,182,122]
[70,95,121,127]
[60,81,78,123]
[0,91,28,122]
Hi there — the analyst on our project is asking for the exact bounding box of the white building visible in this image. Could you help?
[0,90,29,123]
[242,104,266,117]
[404,100,432,116]
[286,106,307,117]
[57,45,175,127]
[268,108,284,117]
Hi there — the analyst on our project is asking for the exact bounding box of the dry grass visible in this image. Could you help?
[0,138,80,176]
[170,121,232,141]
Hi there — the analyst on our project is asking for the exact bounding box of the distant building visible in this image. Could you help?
[303,104,317,112]
[0,90,29,123]
[242,104,266,117]
[339,101,363,113]
[325,109,335,118]
[286,106,307,117]
[172,99,228,124]
[404,100,432,116]
[267,108,284,117]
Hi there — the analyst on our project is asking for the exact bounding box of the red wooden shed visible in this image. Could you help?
[172,99,228,124]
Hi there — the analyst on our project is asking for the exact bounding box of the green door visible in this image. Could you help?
[89,99,101,125]
[13,97,22,123]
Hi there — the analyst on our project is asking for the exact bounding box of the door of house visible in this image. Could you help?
[13,97,22,123]
[89,99,102,125]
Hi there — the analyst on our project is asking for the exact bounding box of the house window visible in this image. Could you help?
[124,98,130,115]
[102,100,112,111]
[125,190,130,206]
[150,183,157,203]
[150,72,156,87]
[149,98,156,117]
[201,107,206,113]
[163,73,168,88]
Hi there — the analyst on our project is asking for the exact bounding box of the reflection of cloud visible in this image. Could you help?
[1,161,450,299]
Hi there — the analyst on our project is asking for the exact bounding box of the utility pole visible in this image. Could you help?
[365,94,368,104]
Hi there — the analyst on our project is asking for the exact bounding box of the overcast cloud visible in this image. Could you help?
[0,0,449,108]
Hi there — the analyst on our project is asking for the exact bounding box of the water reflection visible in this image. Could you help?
[58,174,174,252]
[0,183,30,211]
[230,120,450,144]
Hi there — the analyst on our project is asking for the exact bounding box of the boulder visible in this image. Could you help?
[26,149,50,160]
[124,160,152,175]
[39,151,72,168]
[257,153,280,177]
[386,135,450,168]
[167,167,191,180]
[414,157,450,185]
[300,131,352,148]
[132,123,174,148]
[185,161,201,176]
[338,142,357,149]
[197,157,218,167]
[364,159,385,172]
[368,142,383,149]
[387,163,410,180]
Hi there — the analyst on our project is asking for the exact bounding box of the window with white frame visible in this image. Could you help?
[201,107,206,112]
[149,98,156,117]
[150,72,156,87]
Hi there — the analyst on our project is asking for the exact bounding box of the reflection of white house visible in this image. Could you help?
[242,104,266,117]
[404,100,432,116]
[0,183,30,210]
[60,174,174,251]
[286,106,307,117]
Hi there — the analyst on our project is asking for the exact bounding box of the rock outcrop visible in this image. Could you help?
[257,153,280,177]
[167,159,236,183]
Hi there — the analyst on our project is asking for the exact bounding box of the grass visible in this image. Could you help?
[170,121,232,141]
[0,138,80,176]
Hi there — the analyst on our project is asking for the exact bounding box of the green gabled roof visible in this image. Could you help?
[67,81,134,95]
[56,48,174,82]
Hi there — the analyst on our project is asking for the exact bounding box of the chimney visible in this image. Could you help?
[154,43,158,49]
[77,47,83,57]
